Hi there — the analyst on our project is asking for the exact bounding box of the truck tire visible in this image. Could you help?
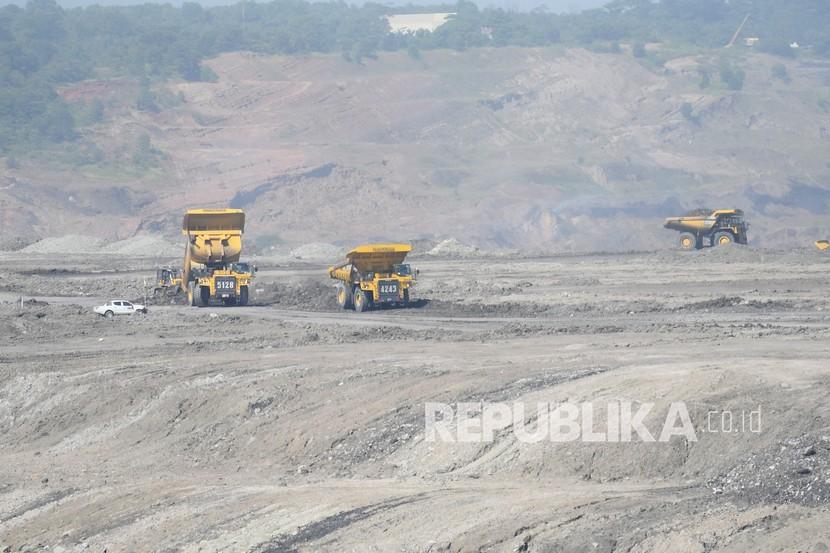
[713,231,734,246]
[337,283,353,310]
[678,233,696,250]
[239,286,249,306]
[188,282,198,307]
[354,288,370,313]
[403,288,410,306]
[199,286,210,306]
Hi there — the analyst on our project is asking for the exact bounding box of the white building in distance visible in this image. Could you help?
[386,13,456,34]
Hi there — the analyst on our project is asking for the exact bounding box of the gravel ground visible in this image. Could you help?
[1,248,830,552]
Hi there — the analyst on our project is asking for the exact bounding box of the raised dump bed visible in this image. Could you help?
[180,208,254,306]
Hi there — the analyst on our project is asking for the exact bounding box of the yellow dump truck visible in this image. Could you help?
[815,240,830,251]
[181,209,254,306]
[664,209,749,250]
[328,243,416,312]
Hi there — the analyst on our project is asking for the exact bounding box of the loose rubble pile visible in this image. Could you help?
[711,434,830,506]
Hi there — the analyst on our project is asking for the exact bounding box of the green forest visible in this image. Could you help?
[1,0,829,154]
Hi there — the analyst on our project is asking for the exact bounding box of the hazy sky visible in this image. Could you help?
[50,0,609,13]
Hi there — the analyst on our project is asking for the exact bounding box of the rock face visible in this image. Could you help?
[4,48,830,251]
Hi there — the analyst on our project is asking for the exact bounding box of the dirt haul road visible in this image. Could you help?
[1,247,830,552]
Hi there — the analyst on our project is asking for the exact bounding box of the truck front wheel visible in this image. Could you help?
[239,286,249,306]
[199,286,210,306]
[188,282,198,306]
[354,288,370,313]
[713,232,734,246]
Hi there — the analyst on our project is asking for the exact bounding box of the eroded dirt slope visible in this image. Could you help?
[3,48,830,250]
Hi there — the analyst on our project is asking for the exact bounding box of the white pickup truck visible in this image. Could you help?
[94,300,148,318]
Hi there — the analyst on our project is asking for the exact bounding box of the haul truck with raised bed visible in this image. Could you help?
[181,209,253,307]
[328,243,416,312]
[664,209,749,250]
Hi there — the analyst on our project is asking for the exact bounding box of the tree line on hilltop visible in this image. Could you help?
[1,0,828,155]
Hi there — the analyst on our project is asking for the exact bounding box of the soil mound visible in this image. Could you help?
[101,235,180,257]
[22,235,107,254]
[289,243,341,261]
[425,238,480,258]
